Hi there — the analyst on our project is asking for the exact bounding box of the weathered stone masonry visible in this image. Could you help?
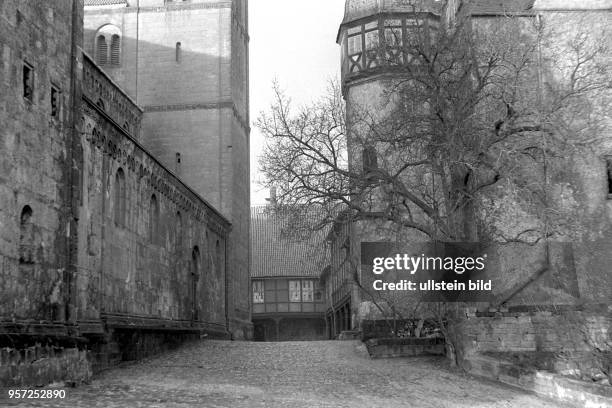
[76,53,231,340]
[0,0,236,386]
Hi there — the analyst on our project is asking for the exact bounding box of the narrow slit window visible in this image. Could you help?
[50,85,60,118]
[23,63,34,101]
[175,211,182,252]
[175,152,181,175]
[19,206,34,264]
[149,194,159,244]
[114,168,126,227]
[607,158,612,197]
[176,42,182,63]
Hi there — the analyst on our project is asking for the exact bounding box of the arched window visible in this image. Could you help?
[94,25,121,66]
[191,246,200,321]
[110,34,121,65]
[114,168,126,227]
[95,35,108,65]
[149,194,159,244]
[19,206,34,264]
[175,211,182,252]
[192,246,200,274]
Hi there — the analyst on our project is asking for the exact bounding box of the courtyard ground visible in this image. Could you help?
[4,340,567,408]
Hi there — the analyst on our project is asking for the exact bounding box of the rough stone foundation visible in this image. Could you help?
[0,345,91,387]
[448,305,612,406]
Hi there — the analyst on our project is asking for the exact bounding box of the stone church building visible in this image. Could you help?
[0,0,250,386]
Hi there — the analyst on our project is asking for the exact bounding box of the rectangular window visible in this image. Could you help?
[314,281,322,301]
[253,280,264,303]
[289,280,301,302]
[50,85,60,118]
[301,280,314,302]
[348,34,362,55]
[365,30,379,51]
[23,62,33,101]
[384,27,402,47]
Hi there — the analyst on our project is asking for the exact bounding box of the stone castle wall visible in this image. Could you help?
[76,54,230,332]
[0,0,76,323]
[83,0,251,338]
[0,0,240,386]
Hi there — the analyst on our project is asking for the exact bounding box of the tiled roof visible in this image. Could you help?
[250,206,329,278]
[466,0,535,15]
[84,0,127,6]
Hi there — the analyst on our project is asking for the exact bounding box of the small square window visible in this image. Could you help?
[50,85,60,118]
[23,63,34,101]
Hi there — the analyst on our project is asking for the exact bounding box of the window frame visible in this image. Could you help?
[289,280,301,302]
[23,62,34,102]
[606,156,612,199]
[114,168,127,227]
[50,84,60,119]
[149,194,160,244]
[253,280,264,304]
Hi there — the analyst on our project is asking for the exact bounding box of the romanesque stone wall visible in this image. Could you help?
[0,0,78,322]
[0,346,91,387]
[470,10,612,306]
[84,0,252,338]
[76,54,230,333]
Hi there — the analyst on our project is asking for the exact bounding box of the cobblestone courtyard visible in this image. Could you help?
[5,340,565,408]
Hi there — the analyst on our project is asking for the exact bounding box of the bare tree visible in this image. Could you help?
[257,9,610,354]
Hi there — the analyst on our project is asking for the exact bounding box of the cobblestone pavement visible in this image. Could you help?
[5,340,566,408]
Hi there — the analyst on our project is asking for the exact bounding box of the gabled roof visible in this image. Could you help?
[250,206,329,279]
[466,0,535,15]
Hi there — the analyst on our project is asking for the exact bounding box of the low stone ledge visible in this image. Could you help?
[464,355,612,407]
[365,337,445,359]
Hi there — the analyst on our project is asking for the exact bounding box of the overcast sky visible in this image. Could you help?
[248,1,346,205]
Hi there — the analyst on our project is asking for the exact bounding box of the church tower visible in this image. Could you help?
[83,0,251,338]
